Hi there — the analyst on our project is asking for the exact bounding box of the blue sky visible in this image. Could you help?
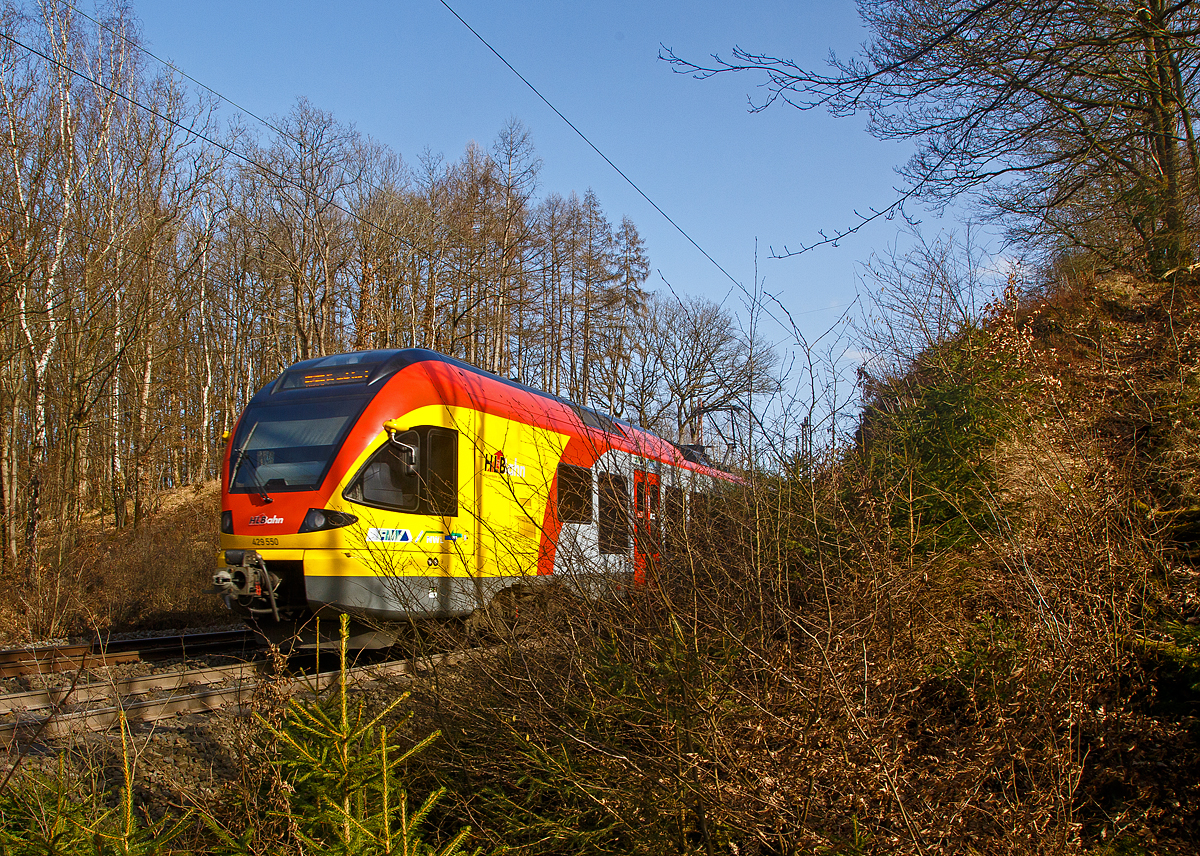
[133,1,961,352]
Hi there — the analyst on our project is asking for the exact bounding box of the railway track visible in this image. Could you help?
[0,629,257,678]
[0,647,477,742]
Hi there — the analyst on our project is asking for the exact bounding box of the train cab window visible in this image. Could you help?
[557,463,593,524]
[228,398,364,493]
[345,426,458,516]
[664,486,684,544]
[598,472,629,554]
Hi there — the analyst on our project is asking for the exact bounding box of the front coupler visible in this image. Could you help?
[213,549,281,621]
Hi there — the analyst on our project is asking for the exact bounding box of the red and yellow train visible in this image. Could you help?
[213,348,731,644]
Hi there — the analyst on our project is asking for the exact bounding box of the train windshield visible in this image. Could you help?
[229,398,364,493]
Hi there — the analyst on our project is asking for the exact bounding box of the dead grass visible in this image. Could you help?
[1,480,231,639]
[390,272,1200,854]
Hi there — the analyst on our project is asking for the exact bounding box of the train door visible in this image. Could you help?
[633,468,660,585]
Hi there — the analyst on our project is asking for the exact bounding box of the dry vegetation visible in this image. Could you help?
[3,266,1194,856]
[67,480,230,634]
[3,0,1200,853]
[0,480,227,642]
[382,267,1200,856]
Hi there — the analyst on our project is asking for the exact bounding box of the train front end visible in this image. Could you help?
[212,350,410,644]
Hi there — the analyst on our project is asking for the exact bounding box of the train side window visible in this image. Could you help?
[598,472,629,554]
[664,486,684,543]
[352,432,420,512]
[557,463,593,524]
[425,428,458,516]
[345,425,458,516]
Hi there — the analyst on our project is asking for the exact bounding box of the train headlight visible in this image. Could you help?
[298,508,359,533]
[220,511,234,534]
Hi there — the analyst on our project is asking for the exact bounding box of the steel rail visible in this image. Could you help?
[0,629,257,678]
[0,662,262,716]
[0,648,482,742]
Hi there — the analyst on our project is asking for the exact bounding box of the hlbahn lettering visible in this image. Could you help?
[482,450,526,478]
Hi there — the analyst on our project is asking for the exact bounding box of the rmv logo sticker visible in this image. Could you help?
[366,528,412,543]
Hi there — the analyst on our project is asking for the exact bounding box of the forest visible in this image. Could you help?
[0,2,768,639]
[2,1,1200,854]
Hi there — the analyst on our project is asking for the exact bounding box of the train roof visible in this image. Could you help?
[252,348,731,475]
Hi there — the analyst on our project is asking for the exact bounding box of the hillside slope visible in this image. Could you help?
[402,271,1200,855]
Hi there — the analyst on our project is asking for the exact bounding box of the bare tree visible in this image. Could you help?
[247,98,363,361]
[855,226,992,382]
[637,293,776,448]
[664,0,1200,274]
[489,118,540,377]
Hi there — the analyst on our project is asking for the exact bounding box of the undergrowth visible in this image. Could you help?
[0,614,468,855]
[3,267,1199,854]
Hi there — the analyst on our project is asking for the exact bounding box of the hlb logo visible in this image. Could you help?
[483,450,526,479]
[247,514,284,526]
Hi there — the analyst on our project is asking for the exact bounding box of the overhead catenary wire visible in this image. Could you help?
[0,25,425,263]
[436,3,749,294]
[435,1,821,347]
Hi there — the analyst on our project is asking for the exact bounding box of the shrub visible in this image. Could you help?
[208,613,472,856]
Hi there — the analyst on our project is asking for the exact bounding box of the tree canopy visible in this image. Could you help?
[664,0,1200,275]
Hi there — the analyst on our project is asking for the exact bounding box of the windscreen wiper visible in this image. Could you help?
[244,457,274,503]
[229,422,273,503]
